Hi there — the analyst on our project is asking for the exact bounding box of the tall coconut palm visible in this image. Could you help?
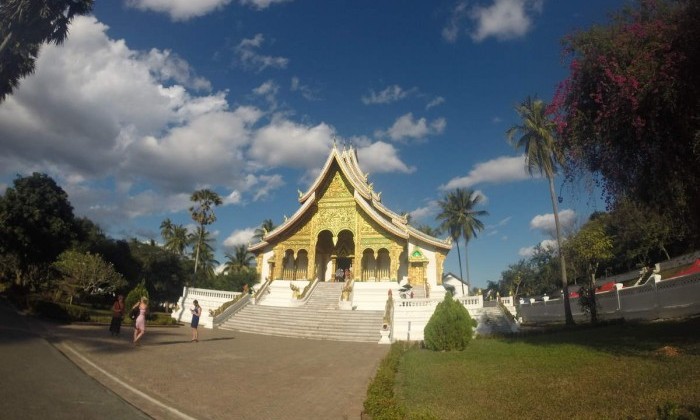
[224,245,255,274]
[159,218,174,243]
[188,226,218,278]
[507,95,574,325]
[253,219,275,243]
[165,225,189,256]
[436,188,487,294]
[189,189,222,276]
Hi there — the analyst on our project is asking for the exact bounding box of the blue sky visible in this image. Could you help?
[0,0,623,289]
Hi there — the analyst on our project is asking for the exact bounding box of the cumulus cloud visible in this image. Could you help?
[442,0,543,43]
[518,239,558,258]
[361,85,416,105]
[235,34,289,72]
[409,200,440,221]
[223,227,257,248]
[381,113,446,142]
[126,0,289,21]
[249,119,335,169]
[356,141,415,174]
[441,155,530,190]
[0,16,290,231]
[530,209,576,238]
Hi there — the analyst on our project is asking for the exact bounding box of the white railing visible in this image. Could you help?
[518,272,700,324]
[171,287,242,329]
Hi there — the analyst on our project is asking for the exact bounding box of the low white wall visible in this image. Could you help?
[391,294,485,342]
[352,282,401,310]
[519,272,700,324]
[171,287,241,329]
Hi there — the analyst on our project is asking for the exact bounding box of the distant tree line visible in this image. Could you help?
[0,173,257,309]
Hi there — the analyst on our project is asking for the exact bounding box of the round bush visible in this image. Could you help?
[423,293,473,351]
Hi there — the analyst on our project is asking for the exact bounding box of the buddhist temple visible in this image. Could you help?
[248,145,452,288]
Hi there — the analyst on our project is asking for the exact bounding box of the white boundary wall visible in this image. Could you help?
[171,287,241,329]
[391,295,485,342]
[519,272,700,324]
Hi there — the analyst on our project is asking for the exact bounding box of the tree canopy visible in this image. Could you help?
[0,0,94,102]
[0,173,76,272]
[552,0,700,249]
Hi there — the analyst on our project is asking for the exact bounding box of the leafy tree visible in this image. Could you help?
[52,250,127,304]
[0,173,76,278]
[188,226,218,281]
[128,240,188,303]
[253,219,276,243]
[223,245,255,274]
[125,281,149,314]
[507,96,574,325]
[188,189,222,277]
[552,0,700,250]
[0,0,94,102]
[423,293,474,351]
[159,218,174,243]
[564,219,614,323]
[436,188,488,295]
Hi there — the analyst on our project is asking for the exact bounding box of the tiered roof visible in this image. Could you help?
[249,145,451,252]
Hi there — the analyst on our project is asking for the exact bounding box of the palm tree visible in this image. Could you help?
[506,95,574,325]
[253,219,275,243]
[189,189,223,276]
[436,188,488,294]
[165,225,189,256]
[188,226,218,278]
[1,0,94,102]
[224,245,255,274]
[159,218,174,243]
[415,224,441,237]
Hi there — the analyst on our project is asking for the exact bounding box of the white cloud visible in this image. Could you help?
[290,76,320,101]
[442,0,543,43]
[356,141,415,174]
[239,0,291,10]
[441,155,530,190]
[0,16,297,231]
[223,227,257,248]
[530,209,576,238]
[361,85,415,105]
[426,96,445,110]
[442,1,469,43]
[235,34,289,72]
[383,113,446,142]
[409,200,440,221]
[470,0,543,42]
[126,0,233,21]
[249,119,334,169]
[126,0,289,20]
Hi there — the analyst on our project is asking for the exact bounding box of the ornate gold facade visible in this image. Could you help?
[249,147,451,285]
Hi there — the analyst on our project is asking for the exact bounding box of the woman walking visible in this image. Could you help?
[132,297,148,345]
[190,300,202,342]
[109,295,125,336]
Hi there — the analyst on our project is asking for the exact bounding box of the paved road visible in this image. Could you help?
[0,299,389,419]
[0,299,149,419]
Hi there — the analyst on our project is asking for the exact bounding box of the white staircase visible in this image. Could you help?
[218,282,385,342]
[473,305,517,336]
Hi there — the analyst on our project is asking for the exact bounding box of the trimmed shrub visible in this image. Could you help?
[423,293,473,351]
[363,342,407,419]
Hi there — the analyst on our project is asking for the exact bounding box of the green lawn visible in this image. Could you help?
[386,317,700,419]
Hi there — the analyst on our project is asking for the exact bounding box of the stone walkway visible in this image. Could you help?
[43,322,389,419]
